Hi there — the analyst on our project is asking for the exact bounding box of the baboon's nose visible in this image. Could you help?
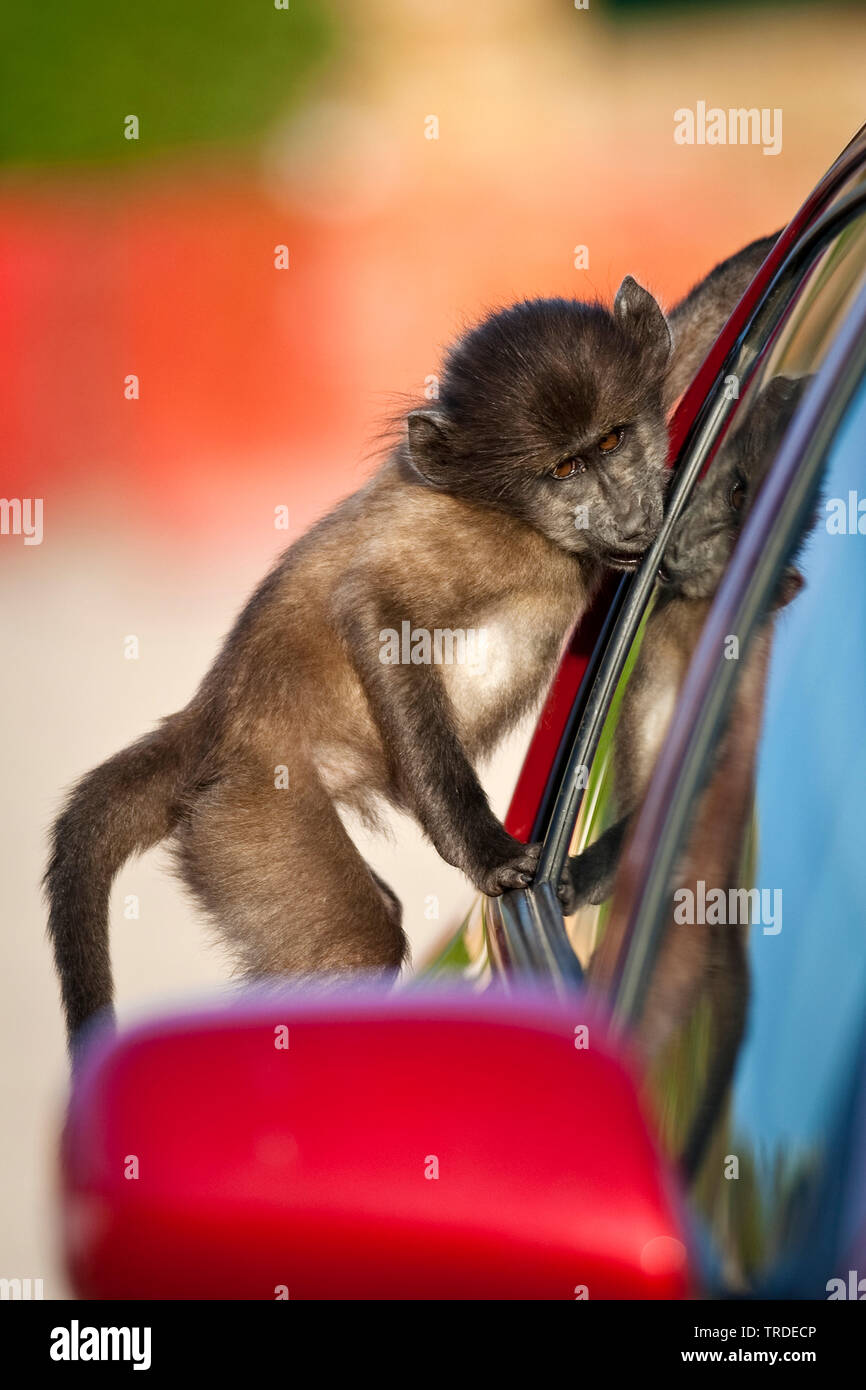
[621,515,659,548]
[622,496,662,540]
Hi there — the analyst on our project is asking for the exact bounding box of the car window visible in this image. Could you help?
[635,358,866,1294]
[559,216,866,1291]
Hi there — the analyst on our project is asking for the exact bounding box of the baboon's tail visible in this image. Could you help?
[45,712,200,1055]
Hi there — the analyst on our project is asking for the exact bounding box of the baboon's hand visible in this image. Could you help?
[559,853,610,914]
[558,823,627,914]
[472,838,541,896]
[558,858,586,915]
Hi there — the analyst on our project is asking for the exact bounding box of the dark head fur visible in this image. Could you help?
[659,374,809,601]
[403,279,672,569]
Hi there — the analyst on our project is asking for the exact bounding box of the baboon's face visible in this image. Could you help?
[405,287,672,569]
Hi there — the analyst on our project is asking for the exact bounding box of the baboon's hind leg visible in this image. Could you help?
[174,757,407,981]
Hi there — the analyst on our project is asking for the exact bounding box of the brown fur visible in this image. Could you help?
[174,475,593,975]
[46,284,674,1053]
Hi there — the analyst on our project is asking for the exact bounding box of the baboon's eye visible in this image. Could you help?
[551,457,586,480]
[597,427,624,454]
[729,476,747,512]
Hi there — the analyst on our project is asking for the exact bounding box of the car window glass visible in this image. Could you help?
[636,370,866,1291]
[557,216,866,1289]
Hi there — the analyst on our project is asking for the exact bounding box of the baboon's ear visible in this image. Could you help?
[614,275,672,374]
[406,409,453,488]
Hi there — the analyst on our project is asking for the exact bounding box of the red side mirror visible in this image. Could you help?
[61,988,693,1299]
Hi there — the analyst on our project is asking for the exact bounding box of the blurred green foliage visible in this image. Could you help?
[0,0,335,167]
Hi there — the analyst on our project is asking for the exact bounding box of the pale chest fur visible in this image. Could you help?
[442,587,586,757]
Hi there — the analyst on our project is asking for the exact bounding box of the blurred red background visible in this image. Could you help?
[3,1,863,554]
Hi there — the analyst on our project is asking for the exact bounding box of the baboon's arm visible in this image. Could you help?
[333,580,539,895]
